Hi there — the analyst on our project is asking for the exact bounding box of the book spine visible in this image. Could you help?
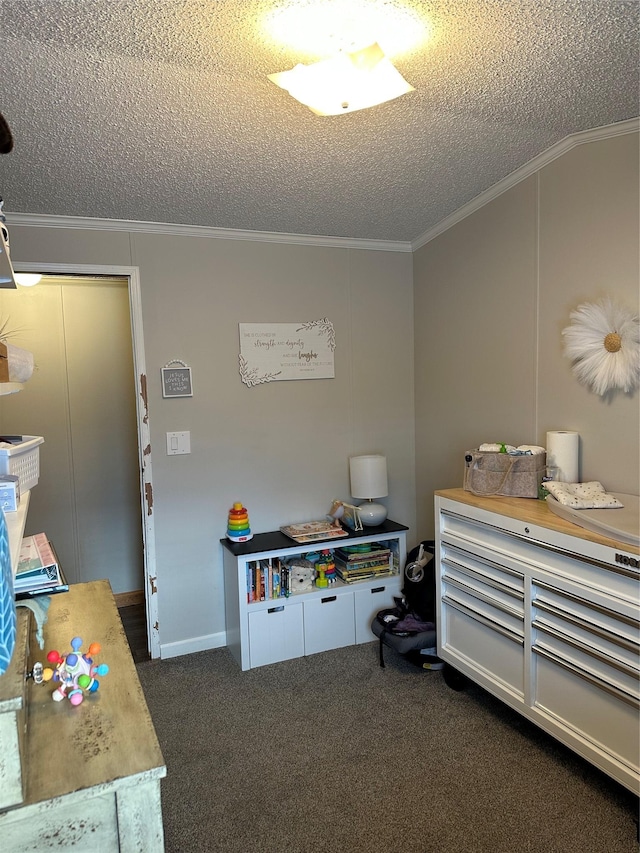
[259,561,266,601]
[247,561,256,603]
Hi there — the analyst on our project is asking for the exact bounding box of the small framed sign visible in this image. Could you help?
[161,361,193,398]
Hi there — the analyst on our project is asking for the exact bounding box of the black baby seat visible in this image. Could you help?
[371,540,442,670]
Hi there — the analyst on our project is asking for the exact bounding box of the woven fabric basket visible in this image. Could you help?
[463,449,546,498]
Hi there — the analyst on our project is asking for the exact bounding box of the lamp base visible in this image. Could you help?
[357,501,387,526]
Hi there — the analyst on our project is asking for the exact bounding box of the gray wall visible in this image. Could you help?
[8,225,415,655]
[414,130,640,534]
[8,127,638,655]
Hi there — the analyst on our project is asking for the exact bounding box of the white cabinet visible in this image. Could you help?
[435,489,639,794]
[222,521,407,670]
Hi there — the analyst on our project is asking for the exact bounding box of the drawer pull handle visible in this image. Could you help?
[533,600,638,652]
[532,619,639,679]
[321,596,337,604]
[443,575,524,618]
[371,587,385,594]
[534,583,639,630]
[268,606,284,614]
[443,595,524,644]
[533,644,639,707]
[443,543,523,580]
[442,558,524,599]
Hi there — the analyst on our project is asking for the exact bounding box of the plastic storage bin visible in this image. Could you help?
[0,436,44,492]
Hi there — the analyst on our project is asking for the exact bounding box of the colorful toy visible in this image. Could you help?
[226,502,253,542]
[316,549,337,586]
[41,636,109,706]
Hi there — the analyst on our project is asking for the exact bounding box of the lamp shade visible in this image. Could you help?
[349,455,388,499]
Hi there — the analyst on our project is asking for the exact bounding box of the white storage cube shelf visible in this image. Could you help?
[222,522,407,671]
[0,436,43,493]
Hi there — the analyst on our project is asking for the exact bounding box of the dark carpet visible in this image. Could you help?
[136,644,638,853]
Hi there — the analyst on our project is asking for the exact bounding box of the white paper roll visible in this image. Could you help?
[546,431,580,483]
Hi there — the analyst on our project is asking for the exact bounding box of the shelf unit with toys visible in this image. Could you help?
[221,520,408,670]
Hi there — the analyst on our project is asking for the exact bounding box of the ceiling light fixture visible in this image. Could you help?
[264,1,428,59]
[268,41,414,115]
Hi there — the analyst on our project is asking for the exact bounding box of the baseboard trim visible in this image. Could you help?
[160,632,227,660]
[114,589,144,608]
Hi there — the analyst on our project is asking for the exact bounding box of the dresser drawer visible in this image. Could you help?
[303,590,355,656]
[441,597,525,696]
[248,602,304,668]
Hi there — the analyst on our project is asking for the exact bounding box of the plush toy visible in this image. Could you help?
[288,560,315,593]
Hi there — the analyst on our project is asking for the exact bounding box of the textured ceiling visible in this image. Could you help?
[0,0,638,243]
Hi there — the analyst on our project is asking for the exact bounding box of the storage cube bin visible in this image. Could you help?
[0,436,43,492]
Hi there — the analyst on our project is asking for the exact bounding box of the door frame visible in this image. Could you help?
[12,261,160,658]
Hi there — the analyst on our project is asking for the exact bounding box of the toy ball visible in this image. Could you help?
[46,636,109,706]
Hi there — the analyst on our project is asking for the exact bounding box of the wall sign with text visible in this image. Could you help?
[238,319,336,387]
[161,360,193,398]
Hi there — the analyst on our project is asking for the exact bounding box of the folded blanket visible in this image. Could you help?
[545,481,624,509]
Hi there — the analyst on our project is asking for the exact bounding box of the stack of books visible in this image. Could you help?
[14,532,68,599]
[334,544,394,583]
[247,557,284,602]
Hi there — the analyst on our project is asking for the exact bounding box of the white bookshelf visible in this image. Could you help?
[222,520,408,670]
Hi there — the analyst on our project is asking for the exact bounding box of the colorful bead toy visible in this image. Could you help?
[226,502,253,542]
[43,636,109,706]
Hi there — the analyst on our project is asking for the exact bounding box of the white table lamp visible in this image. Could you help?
[349,454,388,526]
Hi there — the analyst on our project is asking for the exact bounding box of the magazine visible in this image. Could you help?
[14,533,68,598]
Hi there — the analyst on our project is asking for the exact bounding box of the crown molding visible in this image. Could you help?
[411,117,640,252]
[7,118,637,255]
[7,212,412,254]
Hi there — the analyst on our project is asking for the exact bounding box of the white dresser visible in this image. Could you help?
[435,488,639,794]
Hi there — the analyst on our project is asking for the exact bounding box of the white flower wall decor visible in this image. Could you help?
[562,297,640,396]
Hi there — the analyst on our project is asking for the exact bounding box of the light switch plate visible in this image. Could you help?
[166,431,191,455]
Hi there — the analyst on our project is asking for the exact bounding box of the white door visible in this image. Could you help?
[0,275,144,596]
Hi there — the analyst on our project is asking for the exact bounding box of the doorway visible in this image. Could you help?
[0,263,159,657]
